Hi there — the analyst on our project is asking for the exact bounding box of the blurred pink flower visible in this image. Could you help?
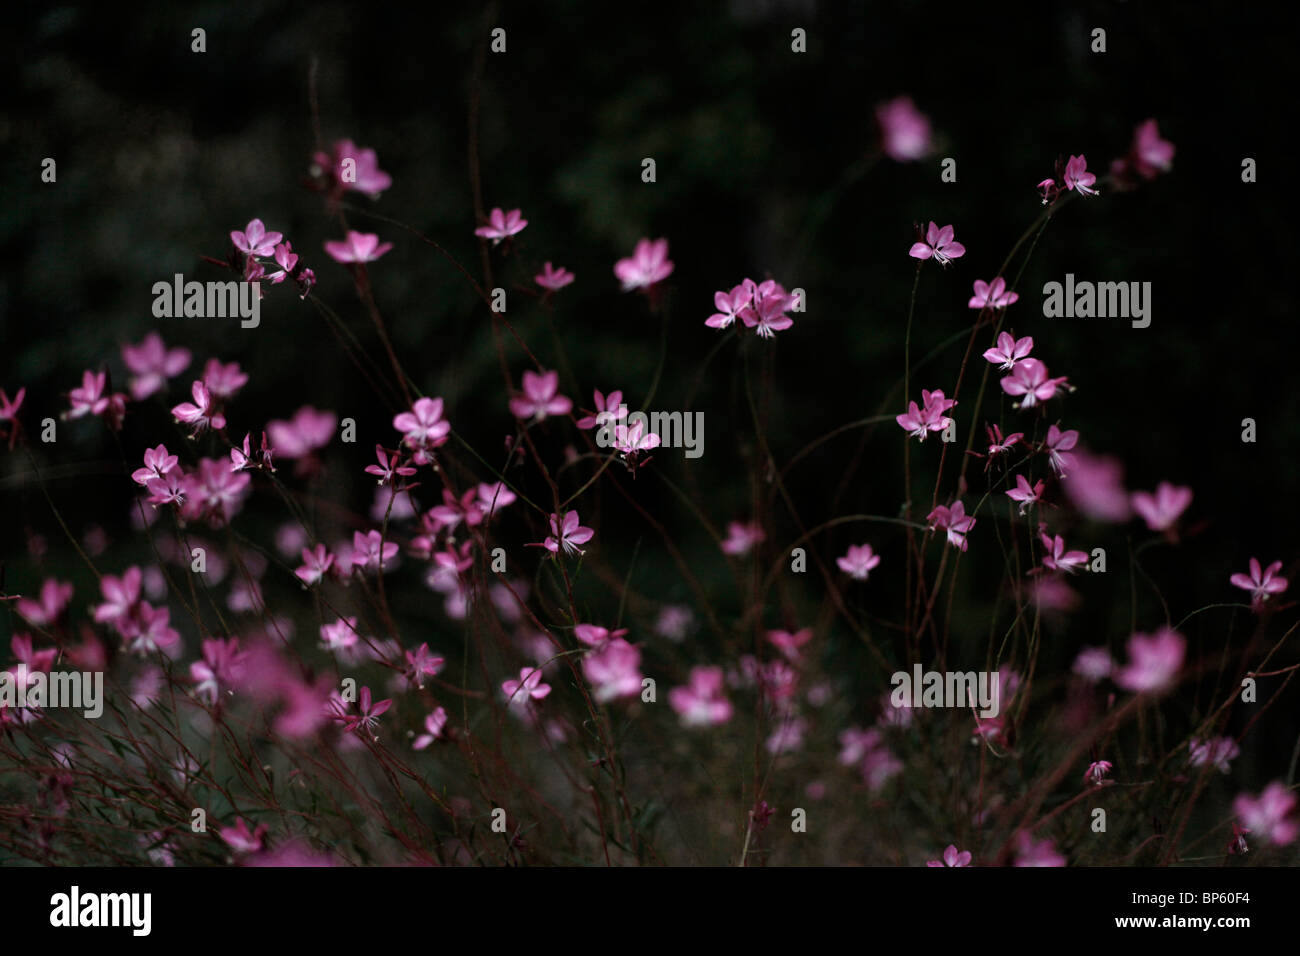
[1061,449,1130,522]
[414,707,449,749]
[535,261,574,291]
[1233,782,1297,847]
[122,333,191,400]
[614,238,674,291]
[1014,831,1065,867]
[876,96,932,161]
[926,844,972,867]
[510,369,572,420]
[583,637,643,703]
[669,666,733,727]
[267,406,336,459]
[502,666,551,708]
[313,139,392,198]
[969,278,1019,310]
[1000,358,1068,408]
[392,396,451,465]
[475,207,528,244]
[1188,736,1239,774]
[219,817,268,854]
[721,520,765,556]
[1131,481,1192,533]
[837,543,881,581]
[324,230,393,264]
[1115,628,1185,694]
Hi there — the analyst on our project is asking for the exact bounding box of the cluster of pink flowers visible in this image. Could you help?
[705,278,800,338]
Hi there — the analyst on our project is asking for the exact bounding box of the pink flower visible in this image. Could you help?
[324,230,393,264]
[535,261,574,291]
[502,666,551,708]
[202,359,248,400]
[1063,155,1099,196]
[413,707,448,749]
[352,530,398,572]
[1130,481,1192,533]
[180,457,251,526]
[614,238,674,292]
[1043,425,1078,477]
[474,481,517,520]
[1230,557,1288,608]
[1072,647,1114,682]
[1014,831,1065,867]
[509,369,572,420]
[1039,531,1089,573]
[969,278,1019,310]
[93,567,142,626]
[837,544,881,581]
[0,386,25,425]
[294,544,335,586]
[982,331,1033,370]
[230,219,283,258]
[908,222,966,265]
[896,388,956,441]
[927,501,976,551]
[344,686,392,735]
[721,521,765,556]
[612,417,662,458]
[582,638,643,703]
[67,370,117,421]
[668,666,733,727]
[706,282,751,329]
[364,445,417,485]
[767,628,813,661]
[1118,119,1175,181]
[219,817,269,854]
[576,389,625,430]
[1006,475,1045,515]
[172,380,226,434]
[121,333,191,401]
[475,207,528,244]
[535,510,594,557]
[1115,628,1186,694]
[405,643,446,689]
[1061,449,1131,522]
[926,844,972,867]
[574,623,629,647]
[266,406,336,459]
[319,617,360,654]
[1000,358,1069,408]
[132,445,179,487]
[1084,760,1114,786]
[876,96,932,162]
[1188,737,1240,774]
[740,279,798,338]
[1233,782,1297,846]
[312,139,392,198]
[15,579,74,627]
[126,602,180,655]
[392,396,451,465]
[983,423,1023,460]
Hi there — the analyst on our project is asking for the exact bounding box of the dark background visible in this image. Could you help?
[2,0,1298,782]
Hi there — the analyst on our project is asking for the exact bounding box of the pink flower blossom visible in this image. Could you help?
[1084,760,1113,786]
[982,331,1033,370]
[896,388,956,441]
[1130,481,1192,533]
[364,445,417,485]
[1014,831,1065,867]
[668,666,733,727]
[837,544,881,581]
[767,628,813,661]
[582,637,643,703]
[576,389,625,430]
[1039,531,1089,573]
[180,458,251,526]
[876,96,932,162]
[413,707,448,749]
[1115,628,1186,694]
[125,602,180,655]
[535,261,574,291]
[502,666,551,708]
[202,359,248,400]
[721,521,765,556]
[68,370,126,429]
[230,219,283,258]
[706,282,751,329]
[1233,782,1297,846]
[1188,737,1240,774]
[190,638,247,705]
[926,844,971,867]
[392,396,451,465]
[509,369,572,421]
[534,510,594,557]
[1229,558,1287,608]
[93,567,142,626]
[405,643,446,689]
[1043,425,1078,477]
[294,544,335,586]
[1113,119,1175,182]
[1000,358,1069,408]
[266,406,336,459]
[475,207,528,244]
[614,238,674,292]
[927,501,976,551]
[15,579,74,627]
[344,686,391,736]
[574,623,629,647]
[324,230,393,264]
[312,139,392,198]
[1072,647,1113,682]
[1061,449,1131,522]
[740,279,798,338]
[219,817,269,854]
[352,530,398,572]
[1006,475,1045,515]
[171,380,226,434]
[121,333,191,400]
[1063,154,1099,196]
[969,278,1019,310]
[908,222,965,265]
